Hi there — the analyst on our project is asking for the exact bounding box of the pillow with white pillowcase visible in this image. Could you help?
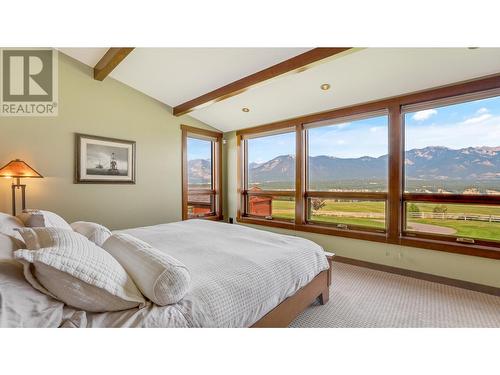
[0,233,25,261]
[102,233,191,306]
[70,221,112,247]
[17,209,72,231]
[0,212,25,241]
[14,227,145,312]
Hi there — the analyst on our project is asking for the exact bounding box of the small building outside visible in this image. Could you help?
[249,186,272,216]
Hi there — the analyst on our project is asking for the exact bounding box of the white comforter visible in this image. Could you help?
[62,220,329,328]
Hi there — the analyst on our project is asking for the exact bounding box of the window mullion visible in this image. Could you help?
[388,104,403,244]
[295,123,304,225]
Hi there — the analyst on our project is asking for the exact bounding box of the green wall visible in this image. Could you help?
[0,52,218,230]
[223,131,500,288]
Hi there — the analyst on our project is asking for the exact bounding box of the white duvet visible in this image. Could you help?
[61,220,329,328]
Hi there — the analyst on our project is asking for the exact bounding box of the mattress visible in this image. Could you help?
[61,220,329,328]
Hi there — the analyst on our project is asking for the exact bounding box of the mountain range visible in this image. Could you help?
[188,158,212,184]
[248,146,500,183]
[188,146,500,185]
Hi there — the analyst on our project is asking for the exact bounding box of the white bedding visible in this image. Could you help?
[61,220,329,328]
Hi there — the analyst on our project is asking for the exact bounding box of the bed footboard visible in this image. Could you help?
[251,252,334,328]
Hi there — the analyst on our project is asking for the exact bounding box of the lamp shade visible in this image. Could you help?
[0,159,43,178]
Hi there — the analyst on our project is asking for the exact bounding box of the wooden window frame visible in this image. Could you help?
[240,127,297,223]
[181,125,223,221]
[236,73,500,259]
[303,110,389,235]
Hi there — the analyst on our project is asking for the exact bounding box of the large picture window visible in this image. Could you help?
[243,130,296,221]
[305,113,388,232]
[237,76,500,259]
[181,125,222,220]
[402,92,500,246]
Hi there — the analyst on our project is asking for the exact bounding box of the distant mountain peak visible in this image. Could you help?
[247,145,500,185]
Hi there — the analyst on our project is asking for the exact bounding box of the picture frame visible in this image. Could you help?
[75,133,136,184]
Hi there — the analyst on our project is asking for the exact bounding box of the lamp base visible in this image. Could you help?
[11,182,26,216]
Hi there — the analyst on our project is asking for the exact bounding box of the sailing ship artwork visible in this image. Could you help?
[76,134,136,183]
[88,151,123,175]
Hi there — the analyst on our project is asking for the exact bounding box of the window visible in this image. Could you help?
[247,131,295,191]
[306,113,388,232]
[403,92,500,246]
[237,75,500,259]
[242,130,296,222]
[181,125,222,220]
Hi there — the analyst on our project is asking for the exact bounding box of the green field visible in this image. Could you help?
[269,199,500,241]
[409,202,500,216]
[309,215,385,229]
[253,180,500,194]
[272,200,385,228]
[408,219,500,242]
[273,199,385,213]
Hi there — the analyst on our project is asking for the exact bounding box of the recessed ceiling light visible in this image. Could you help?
[242,107,250,112]
[320,83,331,91]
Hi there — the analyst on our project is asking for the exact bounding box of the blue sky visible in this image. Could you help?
[405,96,500,151]
[249,96,500,163]
[187,138,212,160]
[189,96,500,163]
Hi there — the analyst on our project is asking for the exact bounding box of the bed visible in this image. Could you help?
[1,217,333,328]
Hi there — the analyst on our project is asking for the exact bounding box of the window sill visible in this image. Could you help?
[400,236,500,260]
[187,215,224,221]
[237,216,500,260]
[237,216,388,243]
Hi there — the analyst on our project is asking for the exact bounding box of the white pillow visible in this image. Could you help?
[15,226,83,250]
[0,261,65,328]
[71,221,112,247]
[14,228,145,312]
[103,233,191,306]
[0,233,25,261]
[0,212,25,241]
[17,209,72,231]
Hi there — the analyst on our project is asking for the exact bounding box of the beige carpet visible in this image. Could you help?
[290,262,500,328]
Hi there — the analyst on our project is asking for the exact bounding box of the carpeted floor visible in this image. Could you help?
[290,262,500,328]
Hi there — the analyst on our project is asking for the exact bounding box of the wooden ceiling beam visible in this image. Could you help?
[172,47,352,116]
[94,48,135,81]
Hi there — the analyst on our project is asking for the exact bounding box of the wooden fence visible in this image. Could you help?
[408,212,500,223]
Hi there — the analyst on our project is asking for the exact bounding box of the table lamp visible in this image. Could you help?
[0,159,43,216]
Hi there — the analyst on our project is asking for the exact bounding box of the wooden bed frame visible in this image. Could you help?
[251,252,335,328]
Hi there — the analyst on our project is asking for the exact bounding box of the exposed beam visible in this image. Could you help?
[94,48,134,81]
[173,47,352,116]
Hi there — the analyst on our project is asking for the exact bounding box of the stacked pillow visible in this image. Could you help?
[0,213,25,260]
[0,212,25,240]
[16,209,73,231]
[1,209,191,313]
[14,227,145,312]
[70,221,112,246]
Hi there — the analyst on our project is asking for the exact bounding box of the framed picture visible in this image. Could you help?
[75,133,136,184]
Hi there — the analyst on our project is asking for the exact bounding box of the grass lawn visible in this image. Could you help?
[409,219,500,242]
[269,199,500,240]
[410,203,500,216]
[271,200,385,228]
[309,215,385,229]
[273,199,385,213]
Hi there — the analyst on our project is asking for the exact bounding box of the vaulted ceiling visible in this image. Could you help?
[59,48,500,132]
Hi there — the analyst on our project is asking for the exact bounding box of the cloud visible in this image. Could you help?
[461,113,493,125]
[336,139,346,145]
[476,107,489,115]
[370,127,381,133]
[406,114,500,151]
[412,109,438,121]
